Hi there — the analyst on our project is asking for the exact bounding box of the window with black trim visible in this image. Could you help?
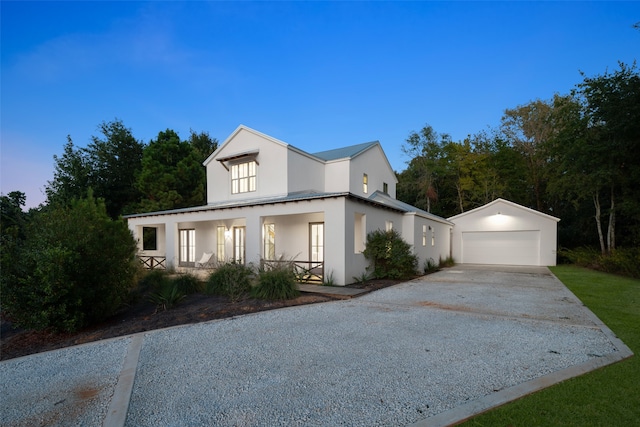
[143,227,157,251]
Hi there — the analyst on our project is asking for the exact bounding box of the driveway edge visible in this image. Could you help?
[103,333,144,427]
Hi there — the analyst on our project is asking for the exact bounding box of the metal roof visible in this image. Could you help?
[311,141,379,161]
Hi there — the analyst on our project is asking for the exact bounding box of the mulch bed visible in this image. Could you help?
[1,279,402,361]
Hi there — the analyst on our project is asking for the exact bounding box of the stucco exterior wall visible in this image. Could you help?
[349,145,397,198]
[287,150,325,193]
[205,128,289,203]
[402,214,452,271]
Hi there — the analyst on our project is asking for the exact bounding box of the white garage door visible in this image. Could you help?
[462,230,540,266]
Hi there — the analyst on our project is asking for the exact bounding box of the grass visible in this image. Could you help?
[460,265,640,426]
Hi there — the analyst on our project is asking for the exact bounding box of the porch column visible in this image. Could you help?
[165,219,178,270]
[245,211,262,266]
[323,198,347,286]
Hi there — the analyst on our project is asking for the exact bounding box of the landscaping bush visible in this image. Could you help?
[1,195,138,332]
[147,282,185,311]
[253,266,299,300]
[559,247,640,278]
[172,273,204,294]
[207,262,254,302]
[362,229,418,279]
[438,255,455,268]
[423,257,439,274]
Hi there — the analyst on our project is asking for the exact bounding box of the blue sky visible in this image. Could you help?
[2,1,638,208]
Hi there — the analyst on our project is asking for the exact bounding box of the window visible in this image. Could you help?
[231,161,256,194]
[217,226,226,262]
[310,223,324,262]
[142,227,157,251]
[431,226,436,246]
[383,182,388,194]
[179,229,196,265]
[354,213,366,253]
[233,226,245,264]
[363,173,368,194]
[422,225,427,246]
[385,220,393,231]
[263,223,275,260]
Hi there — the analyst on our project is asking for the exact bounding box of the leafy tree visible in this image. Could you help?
[45,120,144,218]
[362,229,417,279]
[1,192,29,297]
[136,129,210,212]
[400,124,449,213]
[188,129,218,163]
[45,136,91,207]
[577,62,640,250]
[2,193,138,332]
[500,99,556,211]
[86,120,144,218]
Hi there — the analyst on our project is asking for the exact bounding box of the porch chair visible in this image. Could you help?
[195,251,215,268]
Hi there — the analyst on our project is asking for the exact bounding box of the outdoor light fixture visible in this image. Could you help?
[224,229,232,239]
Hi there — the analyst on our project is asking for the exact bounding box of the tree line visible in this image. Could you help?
[45,121,218,218]
[0,123,218,332]
[396,62,640,254]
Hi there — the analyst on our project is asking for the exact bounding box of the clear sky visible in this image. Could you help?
[2,1,638,208]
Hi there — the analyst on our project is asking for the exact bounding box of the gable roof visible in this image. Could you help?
[311,141,379,161]
[447,198,560,222]
[203,125,290,167]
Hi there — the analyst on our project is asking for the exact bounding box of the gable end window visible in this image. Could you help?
[363,173,368,194]
[231,160,256,194]
[383,182,388,194]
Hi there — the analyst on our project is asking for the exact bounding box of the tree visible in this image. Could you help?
[400,124,450,213]
[136,129,208,212]
[576,62,640,251]
[45,119,144,218]
[2,193,138,332]
[188,129,218,163]
[500,99,556,211]
[45,137,91,207]
[86,120,144,218]
[1,192,29,298]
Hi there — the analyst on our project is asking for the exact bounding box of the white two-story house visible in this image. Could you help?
[126,125,454,285]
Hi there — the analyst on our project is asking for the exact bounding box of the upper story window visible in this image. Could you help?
[231,160,256,194]
[363,173,368,194]
[383,182,388,194]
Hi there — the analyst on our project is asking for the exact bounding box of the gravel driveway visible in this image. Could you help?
[0,265,632,426]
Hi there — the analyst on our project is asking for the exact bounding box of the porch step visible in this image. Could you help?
[297,284,369,299]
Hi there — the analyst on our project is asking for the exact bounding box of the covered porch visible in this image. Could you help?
[133,211,327,284]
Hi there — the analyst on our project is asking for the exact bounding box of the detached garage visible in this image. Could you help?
[448,199,560,266]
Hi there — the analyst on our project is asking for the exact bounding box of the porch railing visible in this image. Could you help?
[138,255,167,270]
[262,260,324,284]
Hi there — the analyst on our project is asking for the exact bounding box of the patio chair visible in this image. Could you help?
[195,252,215,268]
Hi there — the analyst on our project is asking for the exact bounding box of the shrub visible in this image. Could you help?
[172,273,204,294]
[362,229,418,279]
[253,266,299,300]
[560,247,640,278]
[148,282,185,311]
[207,262,254,302]
[423,257,439,274]
[438,255,455,268]
[1,194,138,332]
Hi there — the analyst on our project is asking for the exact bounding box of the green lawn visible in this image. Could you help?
[460,265,640,427]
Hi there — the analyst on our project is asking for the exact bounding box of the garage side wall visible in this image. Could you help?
[450,201,558,266]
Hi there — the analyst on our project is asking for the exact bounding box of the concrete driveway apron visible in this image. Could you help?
[0,265,632,427]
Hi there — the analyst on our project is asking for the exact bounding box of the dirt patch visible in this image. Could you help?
[1,279,401,361]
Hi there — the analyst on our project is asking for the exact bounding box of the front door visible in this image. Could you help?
[233,226,246,264]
